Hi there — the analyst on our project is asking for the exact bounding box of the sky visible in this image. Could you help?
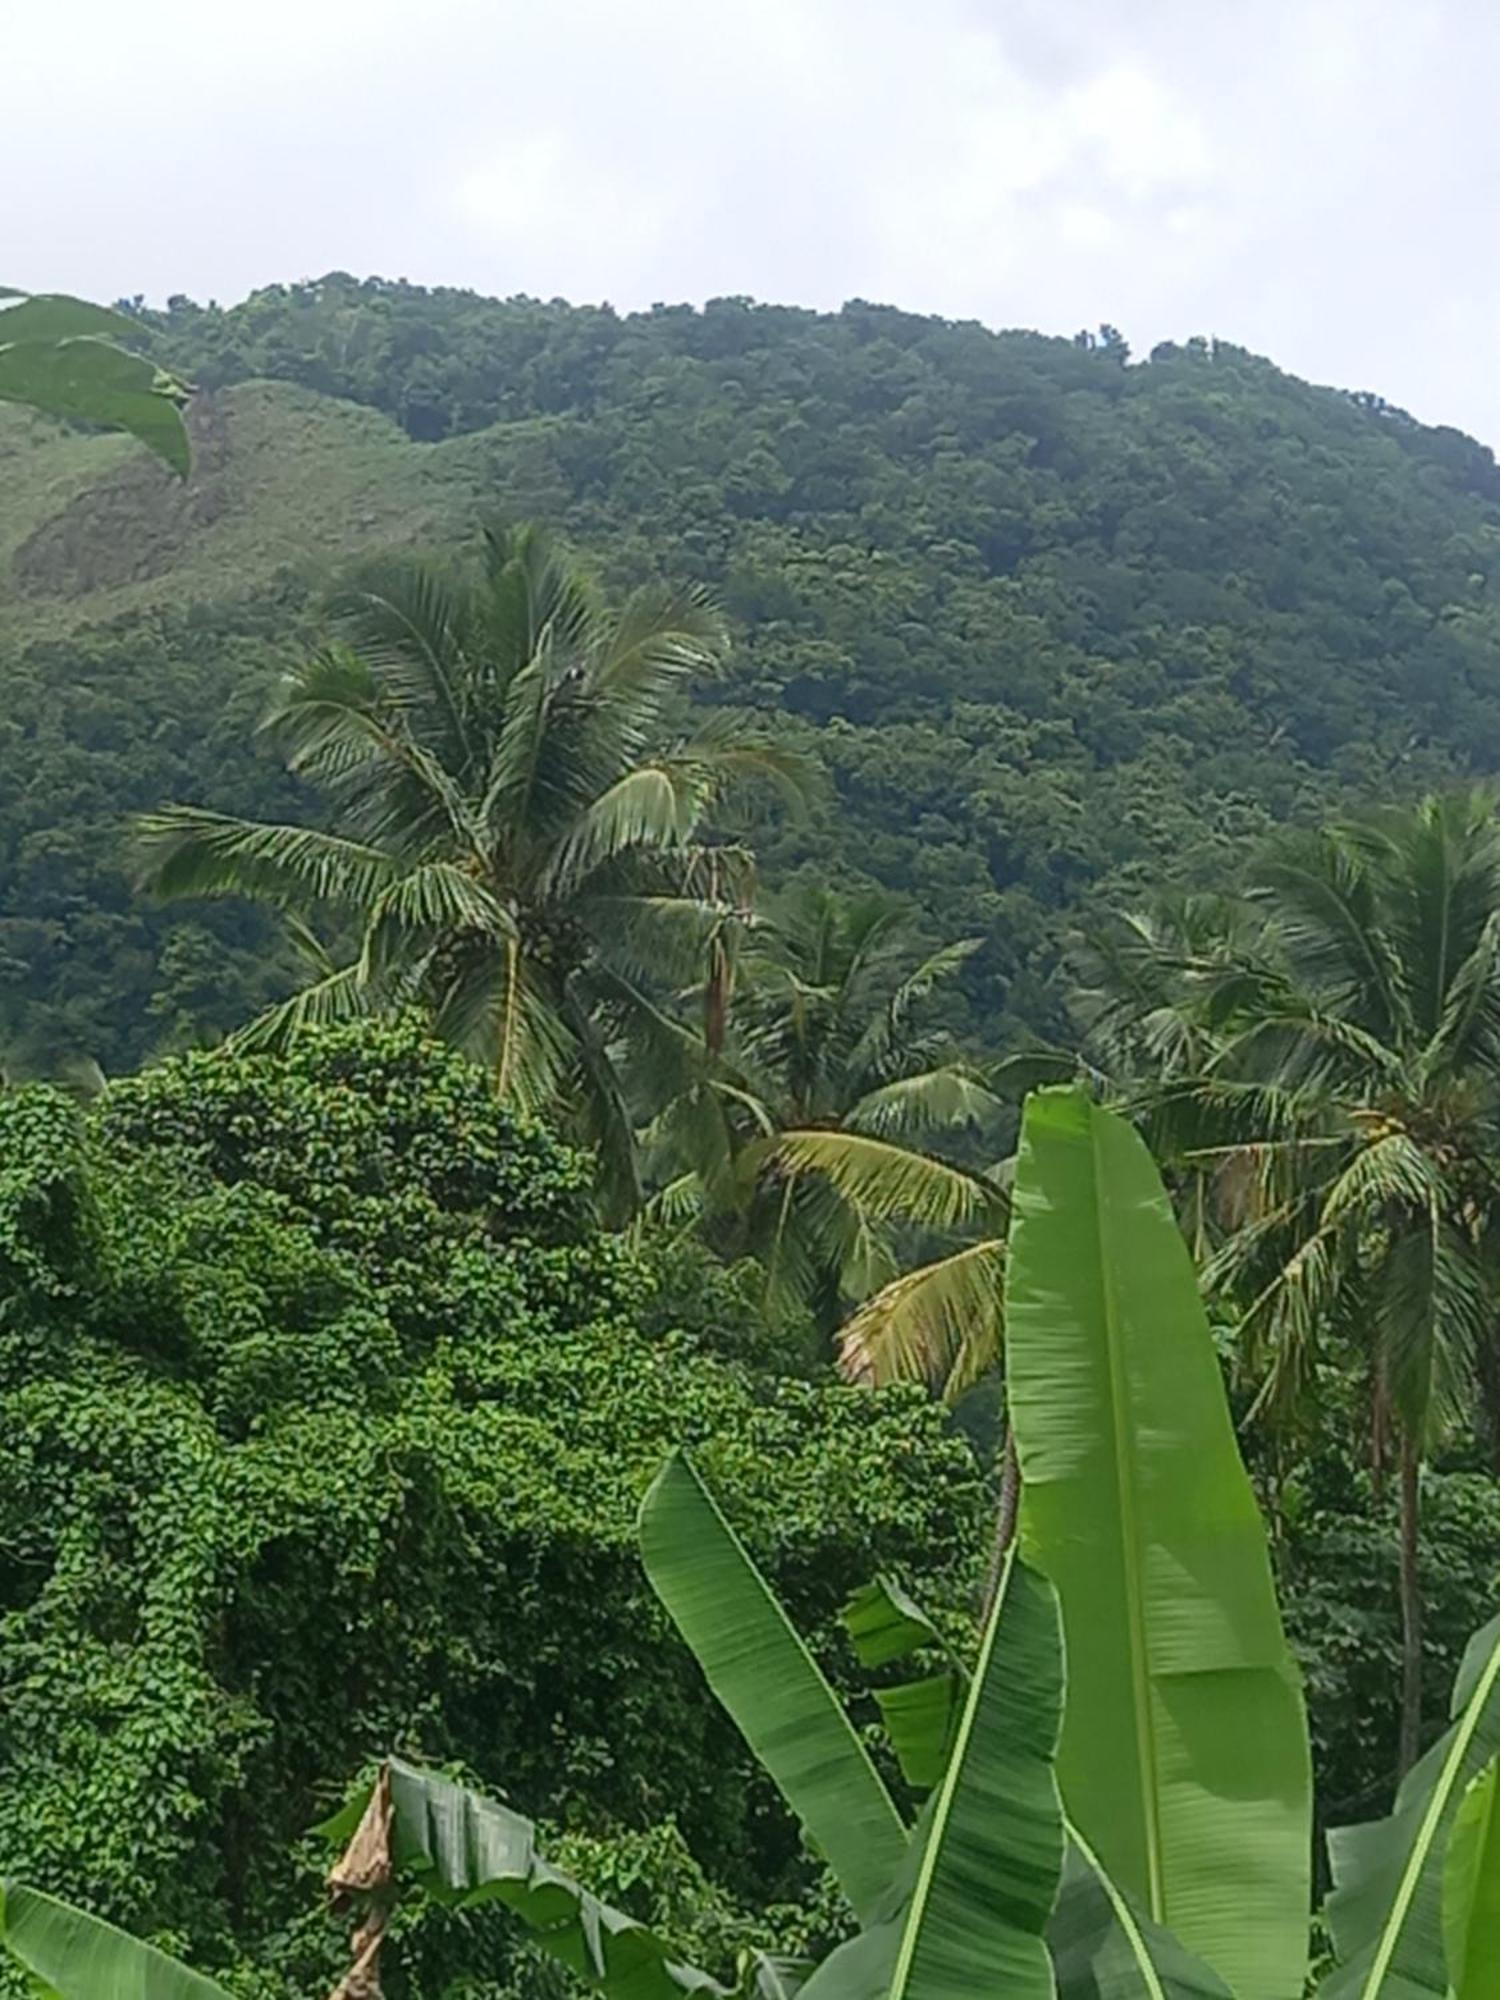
[10,0,1499,443]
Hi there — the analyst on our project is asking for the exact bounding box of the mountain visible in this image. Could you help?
[6,273,1500,1070]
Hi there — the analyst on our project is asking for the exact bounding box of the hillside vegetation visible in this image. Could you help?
[6,273,1500,1067]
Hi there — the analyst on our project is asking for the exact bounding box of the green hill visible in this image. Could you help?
[6,274,1500,1069]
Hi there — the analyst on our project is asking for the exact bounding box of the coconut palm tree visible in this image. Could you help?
[648,883,1010,1388]
[135,522,810,1218]
[1083,793,1500,1774]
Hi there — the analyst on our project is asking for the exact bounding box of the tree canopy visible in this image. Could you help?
[7,279,1500,1067]
[0,1018,985,1995]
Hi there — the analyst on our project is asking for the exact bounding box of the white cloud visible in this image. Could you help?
[6,0,1500,441]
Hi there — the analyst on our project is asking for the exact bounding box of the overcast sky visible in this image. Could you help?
[10,0,1498,443]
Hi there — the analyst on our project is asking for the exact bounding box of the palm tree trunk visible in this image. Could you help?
[980,1427,1020,1622]
[1397,1430,1424,1778]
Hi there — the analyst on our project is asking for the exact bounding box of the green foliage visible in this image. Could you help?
[0,1018,986,1995]
[1082,790,1500,1772]
[1440,1758,1500,1999]
[638,1451,907,1925]
[133,520,814,1218]
[1321,1617,1500,1998]
[360,1758,744,1999]
[0,1880,230,2000]
[1006,1087,1312,2000]
[1047,1834,1233,2000]
[1282,1463,1500,1828]
[8,282,1500,1065]
[0,291,190,473]
[874,1553,1063,2000]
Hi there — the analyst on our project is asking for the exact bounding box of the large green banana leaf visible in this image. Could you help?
[0,1879,231,1999]
[1048,1830,1233,2000]
[798,1552,1065,2000]
[1321,1613,1500,2000]
[638,1449,906,1922]
[1005,1086,1312,2000]
[1442,1757,1500,1999]
[378,1756,742,1997]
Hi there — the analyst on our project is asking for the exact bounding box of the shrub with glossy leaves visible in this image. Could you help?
[0,1019,985,1994]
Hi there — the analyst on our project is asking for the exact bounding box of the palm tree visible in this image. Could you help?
[1101,794,1500,1773]
[641,883,1009,1374]
[135,522,809,1218]
[810,894,1265,1406]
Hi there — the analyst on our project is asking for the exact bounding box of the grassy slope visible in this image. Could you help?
[0,380,480,635]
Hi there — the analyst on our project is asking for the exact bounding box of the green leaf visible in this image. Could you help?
[0,293,147,342]
[0,1879,232,1999]
[768,1131,1004,1232]
[872,1674,963,1792]
[1442,1758,1500,1999]
[836,1236,1005,1400]
[840,1576,941,1669]
[637,1450,907,1924]
[1321,1614,1500,2000]
[1006,1085,1312,2000]
[841,1577,961,1792]
[1048,1830,1233,2000]
[798,1552,1065,2000]
[381,1758,732,1997]
[0,328,190,475]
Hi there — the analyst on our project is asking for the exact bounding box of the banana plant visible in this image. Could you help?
[7,1084,1499,2000]
[1320,1612,1500,1999]
[1004,1086,1312,2000]
[0,1880,230,1999]
[635,1441,1234,2000]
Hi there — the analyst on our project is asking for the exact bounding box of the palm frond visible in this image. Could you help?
[1377,1198,1488,1440]
[845,1066,1008,1139]
[631,1171,707,1244]
[838,1237,1006,1399]
[1322,1130,1443,1228]
[542,764,712,896]
[586,894,749,994]
[562,984,643,1223]
[757,1174,826,1325]
[429,937,573,1115]
[1251,828,1412,1042]
[359,864,516,981]
[227,962,376,1054]
[134,808,393,912]
[763,1130,1007,1231]
[1422,908,1500,1081]
[586,582,727,710]
[265,654,486,862]
[328,559,473,768]
[479,519,601,669]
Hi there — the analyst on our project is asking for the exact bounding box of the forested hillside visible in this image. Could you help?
[7,272,1500,1068]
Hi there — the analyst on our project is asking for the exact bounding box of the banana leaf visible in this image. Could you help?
[377,1756,736,1997]
[872,1675,963,1792]
[1321,1614,1500,2000]
[798,1552,1065,2000]
[0,292,190,474]
[841,1576,963,1792]
[1005,1085,1312,2000]
[638,1449,906,1922]
[0,1879,231,1999]
[841,1577,942,1669]
[1442,1757,1500,1999]
[1048,1830,1234,2000]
